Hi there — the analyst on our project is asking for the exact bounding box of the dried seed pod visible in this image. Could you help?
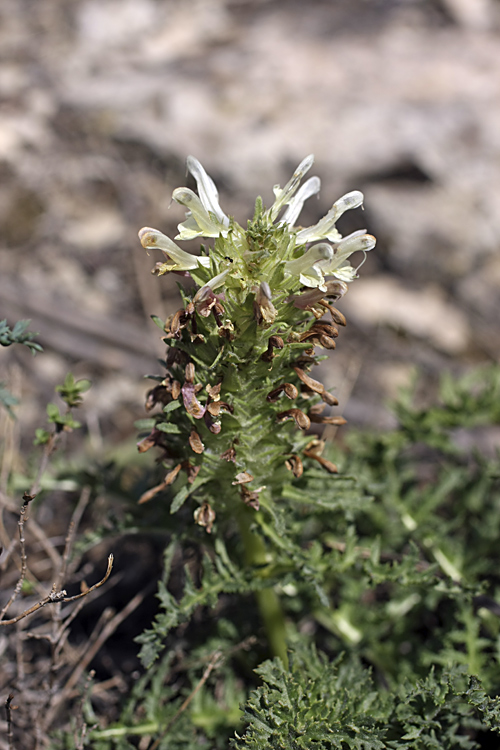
[285,454,303,478]
[185,362,195,382]
[165,463,182,484]
[308,413,347,425]
[171,380,181,400]
[293,367,324,394]
[206,383,222,399]
[261,335,284,362]
[276,408,311,431]
[182,381,206,418]
[138,481,167,504]
[304,439,338,474]
[309,402,326,416]
[220,446,236,462]
[194,502,216,533]
[240,484,265,511]
[321,390,338,406]
[145,384,170,412]
[137,429,162,453]
[319,335,336,349]
[182,461,201,484]
[189,429,204,454]
[321,303,347,326]
[207,401,233,416]
[266,383,299,402]
[232,471,254,485]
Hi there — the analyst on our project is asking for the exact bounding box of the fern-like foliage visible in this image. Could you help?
[234,643,500,750]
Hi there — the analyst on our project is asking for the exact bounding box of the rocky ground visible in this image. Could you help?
[2,0,500,439]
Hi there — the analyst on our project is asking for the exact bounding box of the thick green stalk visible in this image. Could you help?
[237,506,289,668]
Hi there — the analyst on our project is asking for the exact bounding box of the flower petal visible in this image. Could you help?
[280,175,321,227]
[296,190,364,243]
[173,188,228,239]
[139,227,202,270]
[186,156,229,227]
[269,154,315,221]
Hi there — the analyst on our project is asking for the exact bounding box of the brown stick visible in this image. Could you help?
[0,494,35,622]
[5,693,15,750]
[0,555,113,626]
[42,586,147,730]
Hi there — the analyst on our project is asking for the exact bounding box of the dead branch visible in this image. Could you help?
[0,494,35,622]
[0,555,113,627]
[43,584,148,730]
[4,693,15,750]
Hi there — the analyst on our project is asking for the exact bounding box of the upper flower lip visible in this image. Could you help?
[186,156,229,228]
[268,154,315,222]
[138,227,210,271]
[284,232,376,290]
[295,190,365,244]
[173,156,230,240]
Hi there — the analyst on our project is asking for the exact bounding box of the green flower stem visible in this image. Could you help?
[237,506,289,668]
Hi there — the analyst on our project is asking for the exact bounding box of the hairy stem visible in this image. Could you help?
[237,507,288,668]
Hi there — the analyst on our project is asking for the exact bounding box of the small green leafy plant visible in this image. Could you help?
[89,157,500,747]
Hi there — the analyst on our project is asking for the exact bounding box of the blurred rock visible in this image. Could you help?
[341,275,471,354]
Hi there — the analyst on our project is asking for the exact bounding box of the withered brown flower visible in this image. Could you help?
[194,502,216,533]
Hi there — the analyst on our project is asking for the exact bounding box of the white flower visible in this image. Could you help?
[280,176,321,227]
[284,233,376,291]
[268,154,315,222]
[284,243,333,290]
[174,156,230,240]
[296,190,365,244]
[138,227,210,272]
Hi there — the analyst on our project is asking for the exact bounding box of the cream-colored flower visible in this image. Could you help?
[284,232,376,291]
[138,227,210,272]
[174,156,230,240]
[267,154,315,222]
[295,190,365,244]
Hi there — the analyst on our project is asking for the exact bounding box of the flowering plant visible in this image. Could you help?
[135,155,375,662]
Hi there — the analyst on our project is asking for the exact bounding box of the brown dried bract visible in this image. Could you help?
[266,383,299,402]
[138,463,181,504]
[293,367,325,394]
[189,429,205,454]
[240,484,264,511]
[285,454,303,478]
[276,408,311,431]
[137,429,162,454]
[220,446,236,462]
[308,412,347,426]
[304,439,338,474]
[232,471,254,485]
[194,502,216,534]
[261,335,284,362]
